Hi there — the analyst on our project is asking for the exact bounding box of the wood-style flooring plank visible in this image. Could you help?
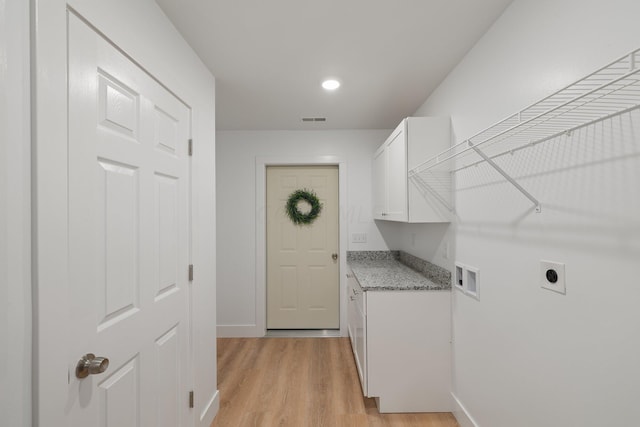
[211,337,458,427]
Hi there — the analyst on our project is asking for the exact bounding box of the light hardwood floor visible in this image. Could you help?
[211,337,459,427]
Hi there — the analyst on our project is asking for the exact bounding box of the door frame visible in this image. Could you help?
[32,1,218,425]
[256,157,348,337]
[1,1,32,425]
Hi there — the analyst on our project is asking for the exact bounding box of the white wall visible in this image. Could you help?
[216,130,398,333]
[0,0,31,426]
[408,0,640,425]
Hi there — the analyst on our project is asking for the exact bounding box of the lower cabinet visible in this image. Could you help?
[347,271,452,413]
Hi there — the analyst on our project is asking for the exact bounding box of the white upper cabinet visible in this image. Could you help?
[373,117,451,223]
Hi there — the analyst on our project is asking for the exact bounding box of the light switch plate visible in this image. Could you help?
[540,260,566,294]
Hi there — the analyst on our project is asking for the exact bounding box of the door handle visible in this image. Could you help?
[76,353,109,379]
[331,253,338,261]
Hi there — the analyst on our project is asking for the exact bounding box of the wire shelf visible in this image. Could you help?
[409,48,640,176]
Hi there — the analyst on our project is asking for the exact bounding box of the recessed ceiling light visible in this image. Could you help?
[322,79,340,91]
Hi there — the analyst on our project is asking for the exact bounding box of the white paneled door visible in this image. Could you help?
[266,166,340,329]
[67,14,190,426]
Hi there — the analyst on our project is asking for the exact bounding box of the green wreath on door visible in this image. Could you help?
[285,189,323,225]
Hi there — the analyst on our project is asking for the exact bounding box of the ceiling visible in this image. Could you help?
[156,0,513,131]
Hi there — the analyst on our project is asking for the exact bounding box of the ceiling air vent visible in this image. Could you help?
[302,117,326,122]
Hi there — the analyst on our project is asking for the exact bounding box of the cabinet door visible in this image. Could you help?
[347,275,367,395]
[372,146,386,220]
[347,276,357,353]
[354,294,367,395]
[373,117,450,223]
[385,127,408,221]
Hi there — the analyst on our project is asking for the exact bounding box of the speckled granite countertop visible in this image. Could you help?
[347,251,451,292]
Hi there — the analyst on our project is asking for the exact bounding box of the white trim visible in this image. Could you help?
[255,156,348,338]
[1,1,32,425]
[265,329,341,338]
[217,325,260,338]
[32,1,69,424]
[451,392,480,427]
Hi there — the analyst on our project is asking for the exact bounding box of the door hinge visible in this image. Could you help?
[189,390,194,408]
[188,139,193,156]
[188,264,194,281]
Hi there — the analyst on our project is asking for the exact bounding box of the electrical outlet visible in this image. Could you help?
[540,260,566,294]
[351,233,367,243]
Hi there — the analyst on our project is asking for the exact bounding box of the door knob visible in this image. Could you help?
[76,353,109,379]
[331,253,338,261]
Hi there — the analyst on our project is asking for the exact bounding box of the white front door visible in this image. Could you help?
[67,13,191,426]
[266,166,340,329]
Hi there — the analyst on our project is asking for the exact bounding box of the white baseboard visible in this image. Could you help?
[216,325,348,338]
[451,392,479,427]
[198,390,219,427]
[216,324,264,337]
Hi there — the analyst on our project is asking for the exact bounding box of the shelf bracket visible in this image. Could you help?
[468,141,541,213]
